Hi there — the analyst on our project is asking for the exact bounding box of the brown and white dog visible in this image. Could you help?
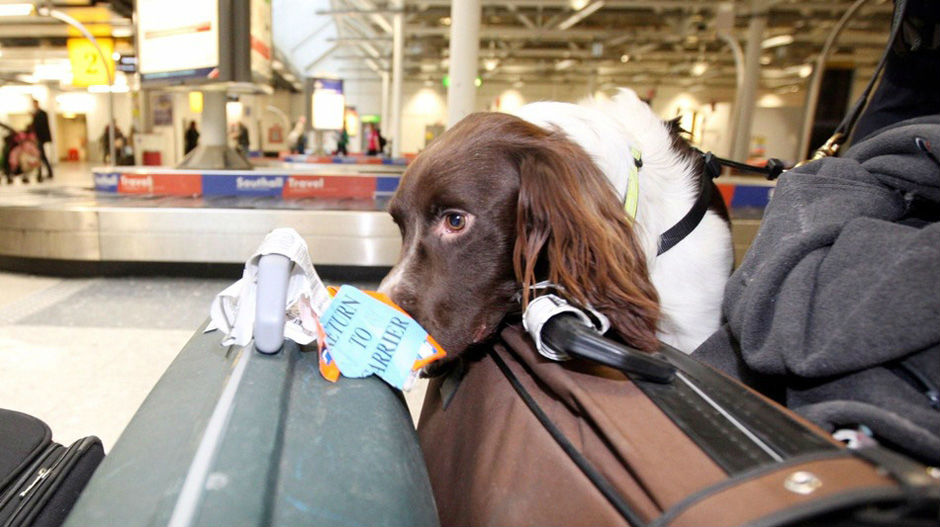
[379,89,732,369]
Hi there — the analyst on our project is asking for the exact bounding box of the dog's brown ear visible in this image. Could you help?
[512,131,661,352]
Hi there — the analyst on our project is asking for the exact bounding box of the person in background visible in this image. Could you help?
[366,123,380,156]
[184,121,200,155]
[236,122,250,155]
[30,99,53,181]
[99,120,124,164]
[286,117,306,154]
[376,127,387,155]
[335,125,349,156]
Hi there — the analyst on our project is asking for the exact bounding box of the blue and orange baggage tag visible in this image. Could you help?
[316,285,446,390]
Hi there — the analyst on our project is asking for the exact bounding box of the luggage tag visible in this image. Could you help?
[317,285,446,391]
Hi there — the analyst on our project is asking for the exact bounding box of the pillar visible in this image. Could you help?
[381,71,390,138]
[446,0,481,128]
[390,0,404,157]
[176,90,250,169]
[730,5,766,162]
[201,90,227,147]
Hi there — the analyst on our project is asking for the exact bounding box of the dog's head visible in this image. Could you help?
[379,112,660,369]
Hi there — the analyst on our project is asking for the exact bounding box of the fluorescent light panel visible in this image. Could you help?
[0,3,34,17]
[558,0,605,30]
[761,35,794,49]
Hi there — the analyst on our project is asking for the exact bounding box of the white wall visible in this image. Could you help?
[244,76,831,161]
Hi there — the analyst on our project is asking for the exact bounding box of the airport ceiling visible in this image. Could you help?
[0,0,895,92]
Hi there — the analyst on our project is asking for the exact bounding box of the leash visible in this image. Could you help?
[655,151,783,256]
[798,0,909,164]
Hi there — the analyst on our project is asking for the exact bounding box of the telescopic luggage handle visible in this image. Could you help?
[253,253,292,354]
[542,314,675,383]
[523,294,675,383]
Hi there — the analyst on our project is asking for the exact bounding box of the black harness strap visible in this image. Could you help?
[489,349,648,527]
[656,152,783,256]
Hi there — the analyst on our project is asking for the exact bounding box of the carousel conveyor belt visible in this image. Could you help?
[0,186,401,269]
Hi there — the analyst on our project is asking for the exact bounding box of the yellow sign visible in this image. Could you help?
[189,91,204,113]
[67,38,115,87]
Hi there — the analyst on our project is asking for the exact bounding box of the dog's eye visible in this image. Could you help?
[444,212,467,232]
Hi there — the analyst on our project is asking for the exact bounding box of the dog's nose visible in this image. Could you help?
[380,282,417,314]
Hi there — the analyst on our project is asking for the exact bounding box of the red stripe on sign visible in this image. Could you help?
[283,175,376,199]
[117,173,202,196]
[716,183,735,210]
[152,174,202,195]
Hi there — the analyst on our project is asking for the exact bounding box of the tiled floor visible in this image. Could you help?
[0,161,428,452]
[0,273,234,451]
[1,159,92,188]
[0,268,432,453]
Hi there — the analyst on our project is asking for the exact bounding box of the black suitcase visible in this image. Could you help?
[0,409,103,527]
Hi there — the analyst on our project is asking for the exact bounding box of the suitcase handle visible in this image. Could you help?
[541,314,675,383]
[254,253,292,354]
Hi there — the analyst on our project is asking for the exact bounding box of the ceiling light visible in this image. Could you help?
[33,63,73,81]
[570,0,589,10]
[799,64,813,78]
[483,58,498,71]
[440,16,451,26]
[558,1,604,30]
[0,3,35,17]
[555,59,575,71]
[761,35,794,49]
[112,27,133,38]
[620,54,630,63]
[691,62,707,76]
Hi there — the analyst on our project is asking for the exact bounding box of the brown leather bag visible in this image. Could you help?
[418,325,940,526]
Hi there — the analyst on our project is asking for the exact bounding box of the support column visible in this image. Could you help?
[446,0,481,128]
[730,4,766,162]
[380,71,390,137]
[201,90,227,147]
[177,90,251,169]
[390,0,404,157]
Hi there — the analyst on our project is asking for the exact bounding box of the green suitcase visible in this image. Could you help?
[64,322,438,526]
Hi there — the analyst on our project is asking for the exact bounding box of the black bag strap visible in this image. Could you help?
[488,348,648,527]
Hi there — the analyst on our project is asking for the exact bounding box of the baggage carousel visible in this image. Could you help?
[0,162,775,272]
[0,163,405,271]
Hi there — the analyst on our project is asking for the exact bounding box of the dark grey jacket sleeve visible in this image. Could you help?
[694,117,940,464]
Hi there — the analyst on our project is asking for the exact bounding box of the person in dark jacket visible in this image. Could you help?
[30,99,53,181]
[693,0,940,465]
[184,121,200,155]
[235,122,250,154]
